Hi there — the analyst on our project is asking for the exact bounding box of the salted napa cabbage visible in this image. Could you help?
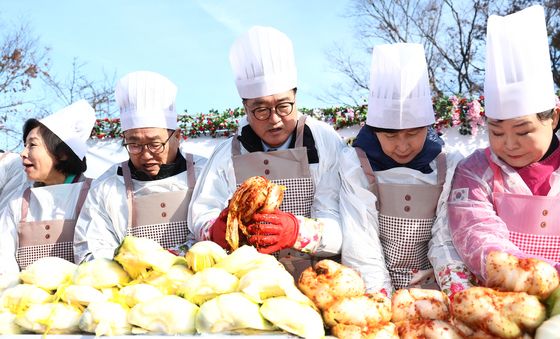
[73,258,130,288]
[128,295,198,335]
[260,296,325,339]
[118,283,163,308]
[114,236,182,279]
[15,302,82,334]
[231,256,284,279]
[0,311,22,334]
[79,300,131,336]
[1,284,52,313]
[59,284,107,306]
[178,267,238,305]
[142,264,193,295]
[185,240,228,272]
[536,314,560,339]
[19,257,77,291]
[196,292,275,334]
[0,271,20,294]
[214,245,283,277]
[239,267,312,304]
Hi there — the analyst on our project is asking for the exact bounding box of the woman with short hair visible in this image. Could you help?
[0,100,96,285]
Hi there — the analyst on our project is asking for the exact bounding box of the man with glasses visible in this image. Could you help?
[189,26,345,278]
[74,71,205,263]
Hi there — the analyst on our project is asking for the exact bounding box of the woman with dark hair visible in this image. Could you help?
[0,100,96,285]
[339,43,475,297]
[448,5,560,288]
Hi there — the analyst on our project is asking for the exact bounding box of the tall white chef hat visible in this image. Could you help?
[39,100,95,160]
[229,26,297,99]
[366,43,435,129]
[116,71,178,131]
[484,5,556,120]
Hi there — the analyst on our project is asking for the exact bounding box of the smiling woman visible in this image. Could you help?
[447,5,560,292]
[0,100,96,280]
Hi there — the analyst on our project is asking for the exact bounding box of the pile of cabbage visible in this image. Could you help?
[0,236,324,337]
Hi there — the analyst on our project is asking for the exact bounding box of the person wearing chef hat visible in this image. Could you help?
[339,43,476,296]
[189,26,345,278]
[448,5,560,282]
[73,71,206,263]
[0,100,96,280]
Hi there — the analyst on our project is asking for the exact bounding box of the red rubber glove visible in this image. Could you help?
[210,207,229,249]
[246,209,299,254]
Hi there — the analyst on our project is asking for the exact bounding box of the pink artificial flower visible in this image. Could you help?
[452,109,461,126]
[347,108,355,120]
[449,95,459,106]
[456,271,469,279]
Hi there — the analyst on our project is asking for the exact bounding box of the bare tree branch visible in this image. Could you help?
[325,0,557,105]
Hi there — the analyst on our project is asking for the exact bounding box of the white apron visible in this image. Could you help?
[122,154,195,251]
[232,115,316,278]
[356,148,446,289]
[485,148,560,262]
[16,178,92,269]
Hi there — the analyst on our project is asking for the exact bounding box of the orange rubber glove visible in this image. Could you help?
[210,207,229,249]
[246,209,299,254]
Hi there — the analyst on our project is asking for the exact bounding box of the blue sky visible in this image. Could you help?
[0,0,360,115]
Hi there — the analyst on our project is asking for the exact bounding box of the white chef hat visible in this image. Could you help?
[39,100,95,160]
[116,71,178,131]
[484,5,556,120]
[366,43,435,129]
[229,26,297,99]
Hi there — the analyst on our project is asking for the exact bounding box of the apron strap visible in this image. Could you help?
[20,177,92,223]
[232,132,242,156]
[294,115,306,148]
[435,152,447,185]
[354,146,380,209]
[73,177,92,217]
[484,148,504,193]
[20,187,31,222]
[121,161,136,228]
[185,153,196,189]
[354,146,377,186]
[121,154,192,228]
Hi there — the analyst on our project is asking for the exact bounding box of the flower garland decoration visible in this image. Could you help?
[90,94,560,140]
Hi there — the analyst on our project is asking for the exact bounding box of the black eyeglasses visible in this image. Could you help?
[123,130,176,155]
[249,102,295,121]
